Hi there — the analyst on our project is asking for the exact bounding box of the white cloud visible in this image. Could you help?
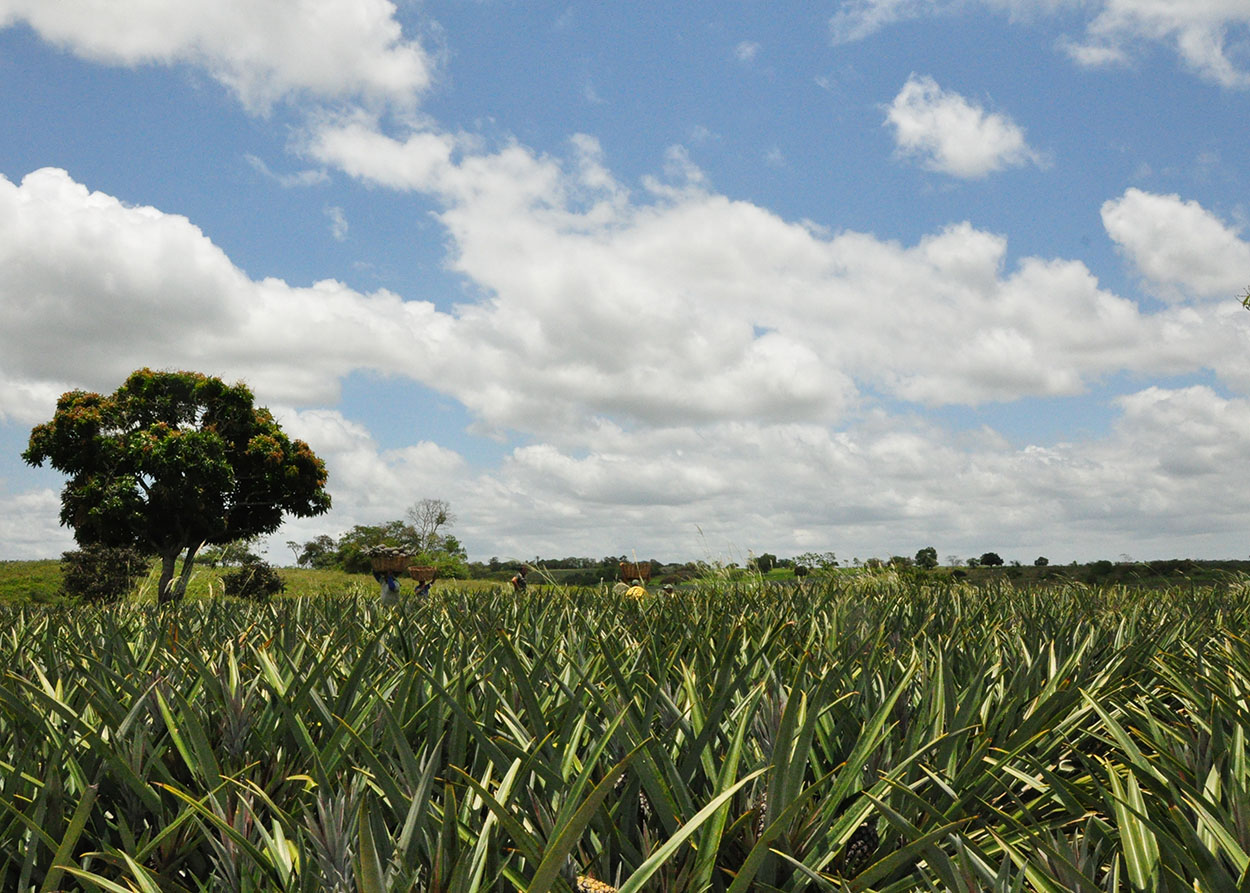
[15,380,1250,563]
[265,384,1250,562]
[1073,0,1250,87]
[1101,188,1250,300]
[734,40,761,62]
[885,75,1045,178]
[0,488,72,560]
[310,121,1249,420]
[245,154,329,188]
[8,152,1250,447]
[831,0,1250,87]
[0,167,449,418]
[325,205,349,241]
[831,0,941,44]
[0,0,433,111]
[6,145,1250,561]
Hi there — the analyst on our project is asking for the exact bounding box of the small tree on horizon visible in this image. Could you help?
[406,498,456,553]
[751,552,778,574]
[23,368,331,603]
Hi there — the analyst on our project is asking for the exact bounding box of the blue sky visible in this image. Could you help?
[2,0,1249,565]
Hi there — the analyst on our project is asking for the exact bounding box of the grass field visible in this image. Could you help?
[3,572,1250,890]
[0,560,503,605]
[0,559,63,603]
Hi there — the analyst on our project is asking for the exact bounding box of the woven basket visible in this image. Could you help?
[370,554,409,573]
[619,561,652,582]
[408,565,438,583]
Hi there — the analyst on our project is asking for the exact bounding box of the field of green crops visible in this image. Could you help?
[4,575,1250,891]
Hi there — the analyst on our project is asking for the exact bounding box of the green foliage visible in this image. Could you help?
[978,551,1004,567]
[3,577,1250,890]
[221,560,286,600]
[0,559,67,604]
[914,545,939,569]
[296,533,339,569]
[1086,558,1116,582]
[334,521,413,573]
[198,537,262,568]
[793,550,838,569]
[22,368,330,602]
[410,548,470,580]
[298,500,469,576]
[59,544,149,602]
[750,552,777,574]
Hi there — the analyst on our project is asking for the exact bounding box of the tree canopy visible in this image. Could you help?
[295,500,469,578]
[23,368,331,602]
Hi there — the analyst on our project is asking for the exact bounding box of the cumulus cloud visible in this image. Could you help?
[885,75,1044,178]
[831,0,1250,87]
[255,386,1250,562]
[0,488,73,559]
[0,167,449,417]
[9,149,1249,445]
[0,0,432,110]
[11,381,1250,563]
[6,140,1250,561]
[1101,188,1250,301]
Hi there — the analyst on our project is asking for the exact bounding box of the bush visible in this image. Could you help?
[222,561,286,600]
[61,545,149,602]
[1085,559,1116,583]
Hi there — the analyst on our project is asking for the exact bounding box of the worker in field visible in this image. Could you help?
[625,579,647,598]
[510,566,528,592]
[373,569,400,599]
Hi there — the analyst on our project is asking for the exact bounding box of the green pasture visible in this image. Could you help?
[0,559,63,603]
[0,560,499,604]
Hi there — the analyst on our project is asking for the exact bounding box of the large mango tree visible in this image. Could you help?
[23,367,331,602]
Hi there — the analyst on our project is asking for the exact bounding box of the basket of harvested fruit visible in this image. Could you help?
[408,565,437,583]
[619,561,652,582]
[366,546,410,573]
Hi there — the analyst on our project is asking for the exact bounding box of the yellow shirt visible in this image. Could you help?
[625,585,647,598]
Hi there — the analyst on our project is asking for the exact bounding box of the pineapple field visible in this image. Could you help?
[4,575,1250,891]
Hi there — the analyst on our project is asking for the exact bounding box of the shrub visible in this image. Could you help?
[222,561,286,600]
[60,545,149,602]
[1085,559,1116,583]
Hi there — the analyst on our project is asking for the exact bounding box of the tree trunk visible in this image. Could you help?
[172,543,200,601]
[157,543,200,604]
[157,549,180,604]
